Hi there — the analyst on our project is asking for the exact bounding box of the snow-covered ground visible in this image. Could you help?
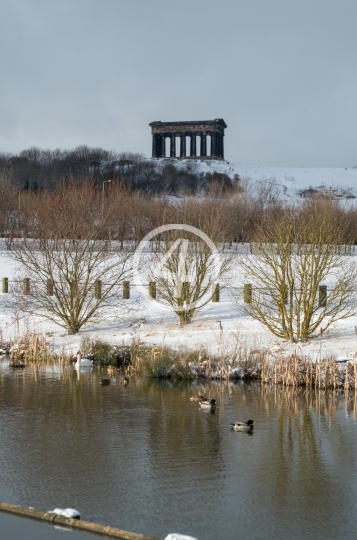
[2,162,357,361]
[167,158,357,201]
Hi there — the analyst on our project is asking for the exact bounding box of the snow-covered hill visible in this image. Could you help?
[164,158,357,200]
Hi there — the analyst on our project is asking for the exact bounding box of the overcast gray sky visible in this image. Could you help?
[0,0,356,166]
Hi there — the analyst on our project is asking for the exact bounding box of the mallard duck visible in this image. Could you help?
[230,420,254,432]
[199,398,216,410]
[100,378,110,386]
[190,394,208,402]
[120,376,129,386]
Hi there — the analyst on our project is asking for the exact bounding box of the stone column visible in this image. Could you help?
[201,133,207,157]
[217,133,223,159]
[191,133,196,157]
[211,132,217,158]
[221,133,224,159]
[180,134,186,157]
[161,134,166,158]
[216,133,221,158]
[218,133,224,159]
[152,134,162,158]
[170,133,176,157]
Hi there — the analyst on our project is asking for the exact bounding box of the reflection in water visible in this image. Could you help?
[1,360,357,540]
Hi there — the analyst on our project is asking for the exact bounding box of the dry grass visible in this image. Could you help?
[4,331,357,389]
[8,331,68,365]
[259,354,357,390]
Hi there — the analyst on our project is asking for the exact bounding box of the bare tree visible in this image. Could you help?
[140,196,232,325]
[232,199,357,341]
[6,182,133,334]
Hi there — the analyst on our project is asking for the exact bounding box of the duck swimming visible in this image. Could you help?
[100,378,110,386]
[120,376,129,386]
[230,420,254,432]
[199,398,216,410]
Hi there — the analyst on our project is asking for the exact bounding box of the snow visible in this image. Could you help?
[163,158,357,201]
[164,534,199,540]
[2,161,357,361]
[50,508,80,519]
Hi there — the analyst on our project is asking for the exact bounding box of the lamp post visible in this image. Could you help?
[102,179,111,210]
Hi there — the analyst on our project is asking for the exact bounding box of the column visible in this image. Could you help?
[211,132,217,158]
[170,133,176,157]
[191,133,196,157]
[180,134,186,157]
[217,133,223,159]
[152,134,162,158]
[158,135,163,157]
[201,133,207,157]
[161,134,166,158]
[221,133,224,159]
[216,133,220,159]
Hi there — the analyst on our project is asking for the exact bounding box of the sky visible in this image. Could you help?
[0,0,356,167]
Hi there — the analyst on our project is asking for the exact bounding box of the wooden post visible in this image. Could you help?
[123,281,130,299]
[23,278,30,295]
[94,279,102,300]
[319,285,327,307]
[212,283,220,302]
[47,279,54,296]
[2,278,8,294]
[149,281,156,299]
[244,284,252,304]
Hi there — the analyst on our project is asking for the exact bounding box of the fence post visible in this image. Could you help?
[244,284,252,304]
[123,281,130,299]
[319,285,327,307]
[2,278,8,294]
[47,279,54,296]
[94,279,102,300]
[23,278,30,295]
[212,283,220,302]
[149,281,156,299]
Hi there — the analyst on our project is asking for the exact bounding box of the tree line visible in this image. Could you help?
[0,145,232,194]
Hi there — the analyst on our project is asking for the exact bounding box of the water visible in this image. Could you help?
[1,360,357,540]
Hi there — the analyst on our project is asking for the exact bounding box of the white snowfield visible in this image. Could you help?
[1,162,357,361]
[168,158,357,201]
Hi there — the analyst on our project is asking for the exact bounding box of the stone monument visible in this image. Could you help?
[149,119,227,160]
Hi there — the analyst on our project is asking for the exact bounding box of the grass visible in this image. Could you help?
[7,331,67,366]
[3,331,357,389]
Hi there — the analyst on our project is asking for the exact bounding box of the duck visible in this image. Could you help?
[100,378,110,386]
[199,398,216,410]
[190,394,208,402]
[120,376,129,386]
[75,351,93,369]
[230,420,254,432]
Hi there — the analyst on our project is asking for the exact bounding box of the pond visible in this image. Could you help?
[1,360,357,540]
